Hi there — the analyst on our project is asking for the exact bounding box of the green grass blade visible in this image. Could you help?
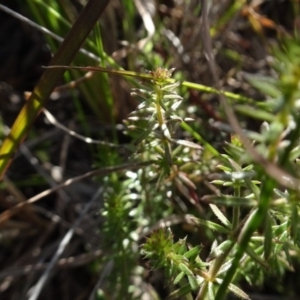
[0,0,110,179]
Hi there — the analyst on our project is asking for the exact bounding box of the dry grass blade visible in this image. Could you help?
[28,187,103,300]
[0,161,152,227]
[0,250,102,279]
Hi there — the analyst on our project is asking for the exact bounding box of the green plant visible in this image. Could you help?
[114,41,300,300]
[2,1,300,300]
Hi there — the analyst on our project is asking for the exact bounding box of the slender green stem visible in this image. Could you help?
[232,185,241,229]
[196,242,234,300]
[156,89,164,127]
[180,121,220,157]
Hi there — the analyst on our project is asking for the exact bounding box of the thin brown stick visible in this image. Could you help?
[0,161,152,227]
[0,250,102,279]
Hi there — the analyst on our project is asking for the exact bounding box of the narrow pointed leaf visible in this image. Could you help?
[209,204,232,229]
[245,246,270,269]
[188,215,230,234]
[187,274,198,290]
[173,271,185,285]
[208,240,232,261]
[174,139,202,150]
[227,283,251,300]
[166,284,194,300]
[184,246,201,261]
[203,195,257,207]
